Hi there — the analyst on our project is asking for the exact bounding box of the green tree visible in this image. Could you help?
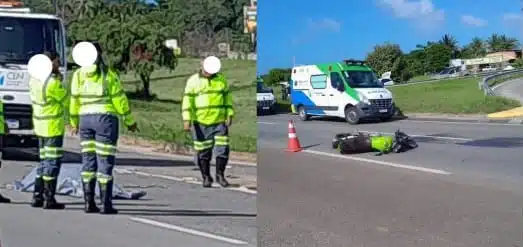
[261,68,291,86]
[405,48,427,76]
[439,34,459,58]
[486,34,519,52]
[68,0,177,99]
[424,43,453,73]
[365,43,411,83]
[461,37,487,59]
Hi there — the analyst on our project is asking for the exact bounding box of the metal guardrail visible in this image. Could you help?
[389,71,500,88]
[480,69,523,96]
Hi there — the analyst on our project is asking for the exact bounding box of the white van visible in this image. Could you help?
[290,60,395,124]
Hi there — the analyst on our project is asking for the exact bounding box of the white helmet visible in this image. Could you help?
[202,56,221,74]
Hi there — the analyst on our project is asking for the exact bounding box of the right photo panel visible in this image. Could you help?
[257,0,523,246]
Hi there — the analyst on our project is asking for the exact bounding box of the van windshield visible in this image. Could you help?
[0,17,64,65]
[257,81,272,93]
[342,70,383,88]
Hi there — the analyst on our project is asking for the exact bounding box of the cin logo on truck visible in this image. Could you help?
[0,71,26,86]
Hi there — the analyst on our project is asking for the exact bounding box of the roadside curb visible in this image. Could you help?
[114,168,257,195]
[487,106,523,119]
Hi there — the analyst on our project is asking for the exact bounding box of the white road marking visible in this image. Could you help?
[357,131,473,142]
[257,121,276,125]
[115,168,257,194]
[129,217,249,245]
[302,149,452,175]
[403,119,523,127]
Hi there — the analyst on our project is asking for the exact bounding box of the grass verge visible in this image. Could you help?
[66,58,256,154]
[390,78,521,114]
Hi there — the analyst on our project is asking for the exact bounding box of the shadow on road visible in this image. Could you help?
[2,149,195,168]
[459,137,523,148]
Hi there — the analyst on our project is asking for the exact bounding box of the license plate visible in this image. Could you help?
[262,106,270,110]
[6,119,19,129]
[379,109,388,113]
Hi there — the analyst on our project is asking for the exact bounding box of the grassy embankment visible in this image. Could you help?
[67,58,257,153]
[271,77,521,115]
[390,77,520,114]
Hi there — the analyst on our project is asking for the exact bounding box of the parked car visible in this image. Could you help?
[256,79,276,115]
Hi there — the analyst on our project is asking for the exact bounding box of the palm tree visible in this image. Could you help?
[486,34,519,52]
[461,37,487,58]
[439,34,459,58]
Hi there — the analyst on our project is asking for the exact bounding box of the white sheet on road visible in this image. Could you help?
[12,163,146,199]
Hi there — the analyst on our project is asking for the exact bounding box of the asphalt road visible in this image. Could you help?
[258,114,523,247]
[0,138,256,247]
[493,77,523,103]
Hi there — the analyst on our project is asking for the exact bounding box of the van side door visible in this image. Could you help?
[326,72,347,116]
[308,74,329,115]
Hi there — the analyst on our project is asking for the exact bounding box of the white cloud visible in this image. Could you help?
[503,13,522,22]
[461,15,487,27]
[376,0,445,29]
[306,18,341,33]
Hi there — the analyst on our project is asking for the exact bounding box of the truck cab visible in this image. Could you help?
[0,2,67,150]
[290,59,395,124]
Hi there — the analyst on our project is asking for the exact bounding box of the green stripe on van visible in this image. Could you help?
[315,64,360,101]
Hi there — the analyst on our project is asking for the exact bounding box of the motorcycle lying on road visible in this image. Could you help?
[332,129,418,155]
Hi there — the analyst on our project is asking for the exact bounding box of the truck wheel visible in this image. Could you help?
[345,106,360,125]
[298,106,310,121]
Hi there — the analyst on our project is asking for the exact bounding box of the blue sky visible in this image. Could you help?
[257,0,523,74]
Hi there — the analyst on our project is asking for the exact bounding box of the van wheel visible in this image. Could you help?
[344,106,360,125]
[298,106,310,121]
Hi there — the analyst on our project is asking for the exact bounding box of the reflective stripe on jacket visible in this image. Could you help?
[181,73,234,125]
[69,66,135,128]
[29,76,68,137]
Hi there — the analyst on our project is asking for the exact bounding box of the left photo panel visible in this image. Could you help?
[0,0,257,246]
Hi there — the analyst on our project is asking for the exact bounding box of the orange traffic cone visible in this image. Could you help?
[285,120,302,152]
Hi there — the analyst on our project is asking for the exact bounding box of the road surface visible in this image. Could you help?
[258,114,523,247]
[493,77,523,104]
[0,137,256,247]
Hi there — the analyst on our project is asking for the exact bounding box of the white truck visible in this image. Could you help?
[0,2,67,154]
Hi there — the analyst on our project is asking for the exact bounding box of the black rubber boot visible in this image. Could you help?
[30,176,44,207]
[82,180,100,213]
[0,193,10,203]
[43,179,65,210]
[199,160,213,188]
[215,158,230,188]
[99,180,117,215]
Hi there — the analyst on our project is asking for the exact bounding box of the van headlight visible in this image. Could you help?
[358,92,370,104]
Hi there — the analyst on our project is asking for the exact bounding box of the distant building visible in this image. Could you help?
[485,50,522,63]
[451,50,522,73]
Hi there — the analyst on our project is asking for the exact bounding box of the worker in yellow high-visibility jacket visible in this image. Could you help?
[0,98,9,203]
[28,51,68,210]
[182,56,234,188]
[69,42,138,214]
